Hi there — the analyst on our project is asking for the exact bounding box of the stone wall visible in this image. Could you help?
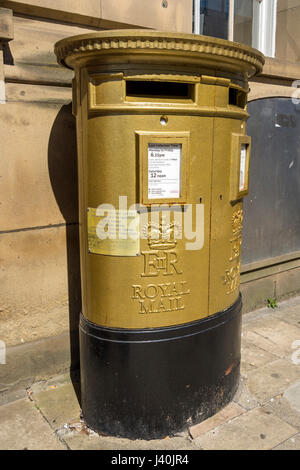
[1,1,300,392]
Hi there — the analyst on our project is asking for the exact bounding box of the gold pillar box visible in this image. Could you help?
[55,31,264,439]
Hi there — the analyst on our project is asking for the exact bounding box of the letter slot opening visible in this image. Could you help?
[126,80,194,102]
[229,87,247,109]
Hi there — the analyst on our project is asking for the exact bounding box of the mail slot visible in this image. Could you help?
[55,31,264,439]
[126,80,194,100]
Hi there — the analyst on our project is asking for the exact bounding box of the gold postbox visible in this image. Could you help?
[55,31,264,439]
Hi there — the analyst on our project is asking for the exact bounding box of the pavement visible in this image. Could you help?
[0,295,300,451]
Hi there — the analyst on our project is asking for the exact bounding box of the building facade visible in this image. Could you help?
[0,0,299,390]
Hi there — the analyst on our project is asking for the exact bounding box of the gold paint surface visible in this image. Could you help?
[229,134,251,202]
[54,30,264,76]
[54,32,263,329]
[87,208,140,257]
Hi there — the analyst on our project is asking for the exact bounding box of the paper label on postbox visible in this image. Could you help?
[239,144,247,191]
[148,143,181,199]
[87,208,140,256]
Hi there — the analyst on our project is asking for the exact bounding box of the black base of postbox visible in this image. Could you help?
[79,295,242,440]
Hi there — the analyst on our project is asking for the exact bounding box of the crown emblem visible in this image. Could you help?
[232,210,243,234]
[142,221,181,250]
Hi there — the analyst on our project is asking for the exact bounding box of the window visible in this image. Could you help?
[233,0,254,47]
[193,0,277,58]
[199,0,229,40]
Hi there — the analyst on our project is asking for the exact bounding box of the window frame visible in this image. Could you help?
[193,0,277,58]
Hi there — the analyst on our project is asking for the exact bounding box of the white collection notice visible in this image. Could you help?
[148,143,182,199]
[239,144,247,191]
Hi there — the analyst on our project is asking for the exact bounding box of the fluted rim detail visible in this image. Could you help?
[54,30,264,77]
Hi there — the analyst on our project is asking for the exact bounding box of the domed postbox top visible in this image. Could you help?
[54,30,264,78]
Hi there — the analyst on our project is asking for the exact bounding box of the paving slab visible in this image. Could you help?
[194,407,298,450]
[242,307,275,326]
[241,337,278,373]
[232,376,260,411]
[245,359,300,404]
[30,371,80,393]
[59,425,198,450]
[0,386,28,406]
[262,393,300,432]
[273,433,300,450]
[242,318,300,359]
[30,378,81,429]
[242,330,282,358]
[283,380,300,413]
[272,305,300,327]
[189,402,245,439]
[0,297,299,450]
[0,398,66,450]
